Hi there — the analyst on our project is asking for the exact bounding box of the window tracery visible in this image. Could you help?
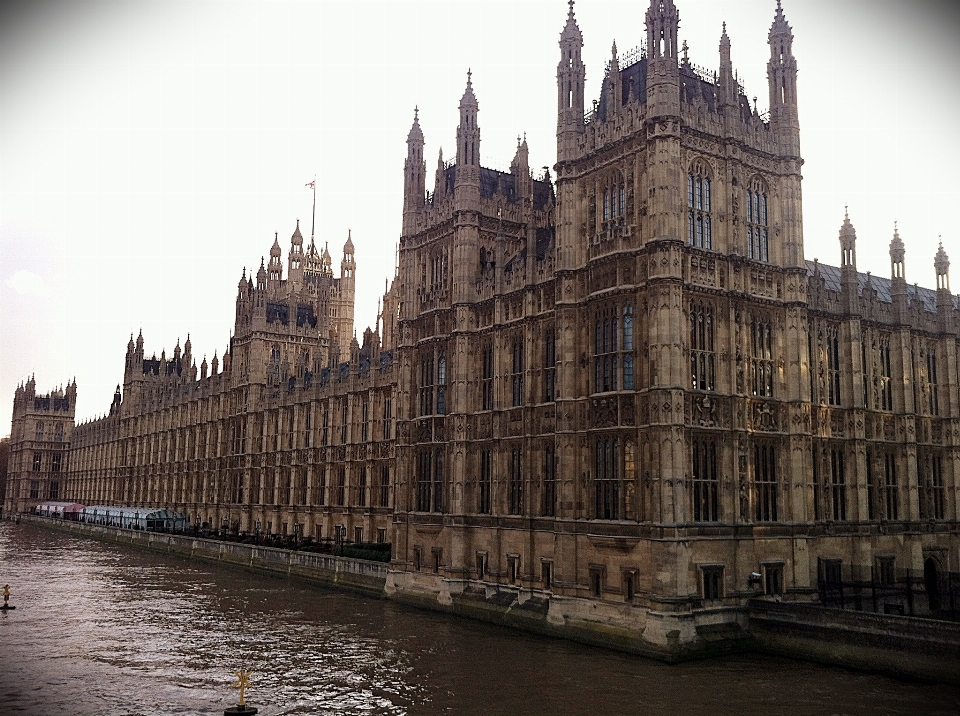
[747,176,769,261]
[687,160,712,249]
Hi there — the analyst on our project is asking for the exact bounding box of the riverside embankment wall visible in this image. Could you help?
[20,516,960,685]
[31,515,387,597]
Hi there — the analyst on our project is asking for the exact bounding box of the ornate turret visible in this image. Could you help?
[288,220,304,284]
[403,107,426,235]
[322,242,332,276]
[256,258,267,290]
[839,208,859,313]
[645,0,681,121]
[510,134,531,200]
[768,0,799,156]
[268,232,283,284]
[717,22,737,115]
[935,241,951,312]
[433,148,447,203]
[342,230,355,280]
[890,222,906,286]
[454,69,481,214]
[557,0,585,163]
[839,207,856,270]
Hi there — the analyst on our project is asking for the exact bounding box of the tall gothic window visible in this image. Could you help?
[692,438,718,522]
[882,451,899,520]
[747,177,769,261]
[481,344,494,410]
[690,302,715,391]
[511,339,524,407]
[622,306,634,390]
[508,447,523,515]
[382,397,392,440]
[417,449,444,513]
[35,421,44,441]
[830,448,847,521]
[926,347,939,416]
[269,345,281,384]
[623,441,637,520]
[379,466,390,508]
[687,161,712,249]
[419,353,434,416]
[603,170,626,227]
[321,403,330,446]
[826,325,841,406]
[918,451,945,521]
[357,467,367,507]
[436,354,447,415]
[335,468,346,506]
[879,334,893,411]
[751,314,774,397]
[594,305,632,392]
[478,449,492,514]
[595,438,620,520]
[542,444,556,518]
[544,330,556,402]
[754,443,778,522]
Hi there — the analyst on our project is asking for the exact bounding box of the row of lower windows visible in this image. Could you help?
[246,521,387,545]
[408,551,784,603]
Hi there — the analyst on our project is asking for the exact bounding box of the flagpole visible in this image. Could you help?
[310,175,316,241]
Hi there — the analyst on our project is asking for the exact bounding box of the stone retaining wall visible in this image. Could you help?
[749,599,960,685]
[35,516,387,597]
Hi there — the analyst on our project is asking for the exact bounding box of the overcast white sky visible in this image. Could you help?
[2,0,959,428]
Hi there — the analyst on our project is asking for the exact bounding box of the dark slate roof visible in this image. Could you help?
[597,57,648,122]
[806,260,958,312]
[443,166,554,211]
[595,56,753,122]
[679,63,716,112]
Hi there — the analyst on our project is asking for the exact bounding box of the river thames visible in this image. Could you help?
[1,521,958,716]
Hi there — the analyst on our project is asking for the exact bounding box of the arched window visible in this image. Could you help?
[436,354,447,414]
[602,171,626,226]
[750,314,773,397]
[747,177,769,261]
[690,302,715,391]
[595,437,621,520]
[594,304,634,393]
[624,440,637,520]
[687,160,712,249]
[269,345,281,384]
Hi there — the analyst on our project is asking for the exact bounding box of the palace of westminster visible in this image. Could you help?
[6,1,959,650]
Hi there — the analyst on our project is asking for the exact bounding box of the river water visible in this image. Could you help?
[0,521,958,716]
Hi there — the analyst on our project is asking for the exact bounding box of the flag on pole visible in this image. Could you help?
[305,180,315,189]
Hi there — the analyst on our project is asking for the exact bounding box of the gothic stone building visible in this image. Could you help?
[6,0,959,656]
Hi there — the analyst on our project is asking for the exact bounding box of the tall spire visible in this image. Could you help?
[403,106,426,235]
[718,21,736,111]
[935,240,950,292]
[768,0,799,154]
[645,0,680,61]
[839,206,856,269]
[890,222,905,276]
[457,69,479,168]
[557,0,585,162]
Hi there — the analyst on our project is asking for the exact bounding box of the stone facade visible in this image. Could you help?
[6,0,959,655]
